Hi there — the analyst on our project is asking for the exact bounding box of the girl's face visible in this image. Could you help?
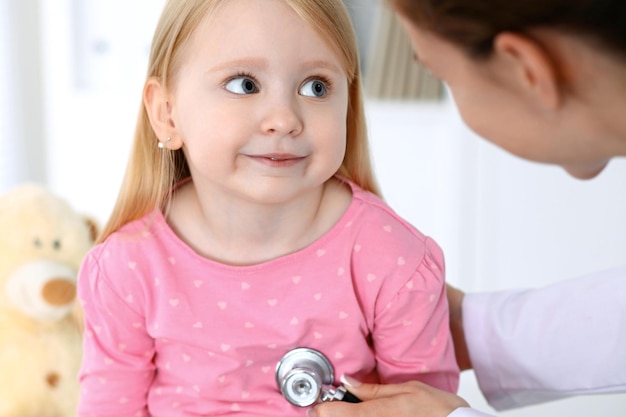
[170,0,349,204]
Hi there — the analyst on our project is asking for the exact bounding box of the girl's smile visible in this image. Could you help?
[247,153,307,168]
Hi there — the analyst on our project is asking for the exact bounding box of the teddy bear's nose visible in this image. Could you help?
[41,279,76,306]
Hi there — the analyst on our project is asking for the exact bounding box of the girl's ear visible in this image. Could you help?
[143,77,183,149]
[493,32,561,110]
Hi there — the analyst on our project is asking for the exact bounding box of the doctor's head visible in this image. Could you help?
[388,0,626,179]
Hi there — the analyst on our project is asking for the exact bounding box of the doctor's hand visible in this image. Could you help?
[307,379,468,417]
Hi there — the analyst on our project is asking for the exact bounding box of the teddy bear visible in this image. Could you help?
[0,183,97,417]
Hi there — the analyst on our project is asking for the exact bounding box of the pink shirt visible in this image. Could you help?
[77,181,459,416]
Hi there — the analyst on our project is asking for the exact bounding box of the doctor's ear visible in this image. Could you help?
[492,32,561,110]
[143,77,182,150]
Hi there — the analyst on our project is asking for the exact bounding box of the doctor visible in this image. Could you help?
[309,0,626,416]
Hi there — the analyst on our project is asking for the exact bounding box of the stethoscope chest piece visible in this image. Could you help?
[275,348,334,407]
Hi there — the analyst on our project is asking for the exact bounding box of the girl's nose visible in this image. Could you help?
[260,97,303,137]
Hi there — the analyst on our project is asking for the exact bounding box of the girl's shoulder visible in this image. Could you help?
[340,178,444,274]
[344,179,429,244]
[80,209,188,294]
[340,181,445,312]
[92,210,173,259]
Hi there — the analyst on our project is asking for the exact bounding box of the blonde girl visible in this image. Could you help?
[77,0,458,415]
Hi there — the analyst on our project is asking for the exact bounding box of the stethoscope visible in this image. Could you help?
[275,347,362,407]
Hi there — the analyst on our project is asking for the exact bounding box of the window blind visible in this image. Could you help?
[364,4,443,100]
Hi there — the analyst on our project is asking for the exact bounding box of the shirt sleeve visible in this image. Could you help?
[449,407,496,417]
[372,238,460,393]
[464,265,626,410]
[77,250,155,417]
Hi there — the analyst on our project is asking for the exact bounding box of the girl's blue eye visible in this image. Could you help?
[225,77,258,94]
[300,79,327,97]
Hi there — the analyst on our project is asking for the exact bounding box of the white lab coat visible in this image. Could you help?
[449,266,626,417]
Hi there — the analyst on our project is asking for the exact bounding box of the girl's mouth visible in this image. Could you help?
[250,153,306,167]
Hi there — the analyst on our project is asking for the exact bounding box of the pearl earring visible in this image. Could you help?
[158,136,172,149]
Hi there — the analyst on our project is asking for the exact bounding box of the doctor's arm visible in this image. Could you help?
[463,266,626,410]
[310,266,626,417]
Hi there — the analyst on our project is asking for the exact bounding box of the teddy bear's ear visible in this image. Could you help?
[84,216,99,243]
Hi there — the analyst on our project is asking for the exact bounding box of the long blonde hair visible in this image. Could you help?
[99,0,380,243]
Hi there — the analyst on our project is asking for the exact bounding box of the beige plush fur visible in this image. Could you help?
[0,184,96,417]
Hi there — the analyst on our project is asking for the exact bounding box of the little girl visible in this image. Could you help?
[77,0,459,415]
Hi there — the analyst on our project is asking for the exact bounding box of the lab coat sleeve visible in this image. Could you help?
[463,266,626,410]
[448,408,496,417]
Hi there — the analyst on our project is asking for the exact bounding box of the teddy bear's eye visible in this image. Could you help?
[53,239,62,250]
[33,238,43,249]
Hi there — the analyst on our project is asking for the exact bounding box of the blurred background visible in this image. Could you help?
[1,0,625,415]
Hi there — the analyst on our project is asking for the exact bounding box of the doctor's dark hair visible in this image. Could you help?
[99,0,379,243]
[387,0,626,59]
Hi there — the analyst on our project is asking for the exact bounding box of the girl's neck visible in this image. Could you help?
[167,177,351,266]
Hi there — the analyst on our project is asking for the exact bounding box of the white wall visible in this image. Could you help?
[0,0,47,191]
[38,0,164,223]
